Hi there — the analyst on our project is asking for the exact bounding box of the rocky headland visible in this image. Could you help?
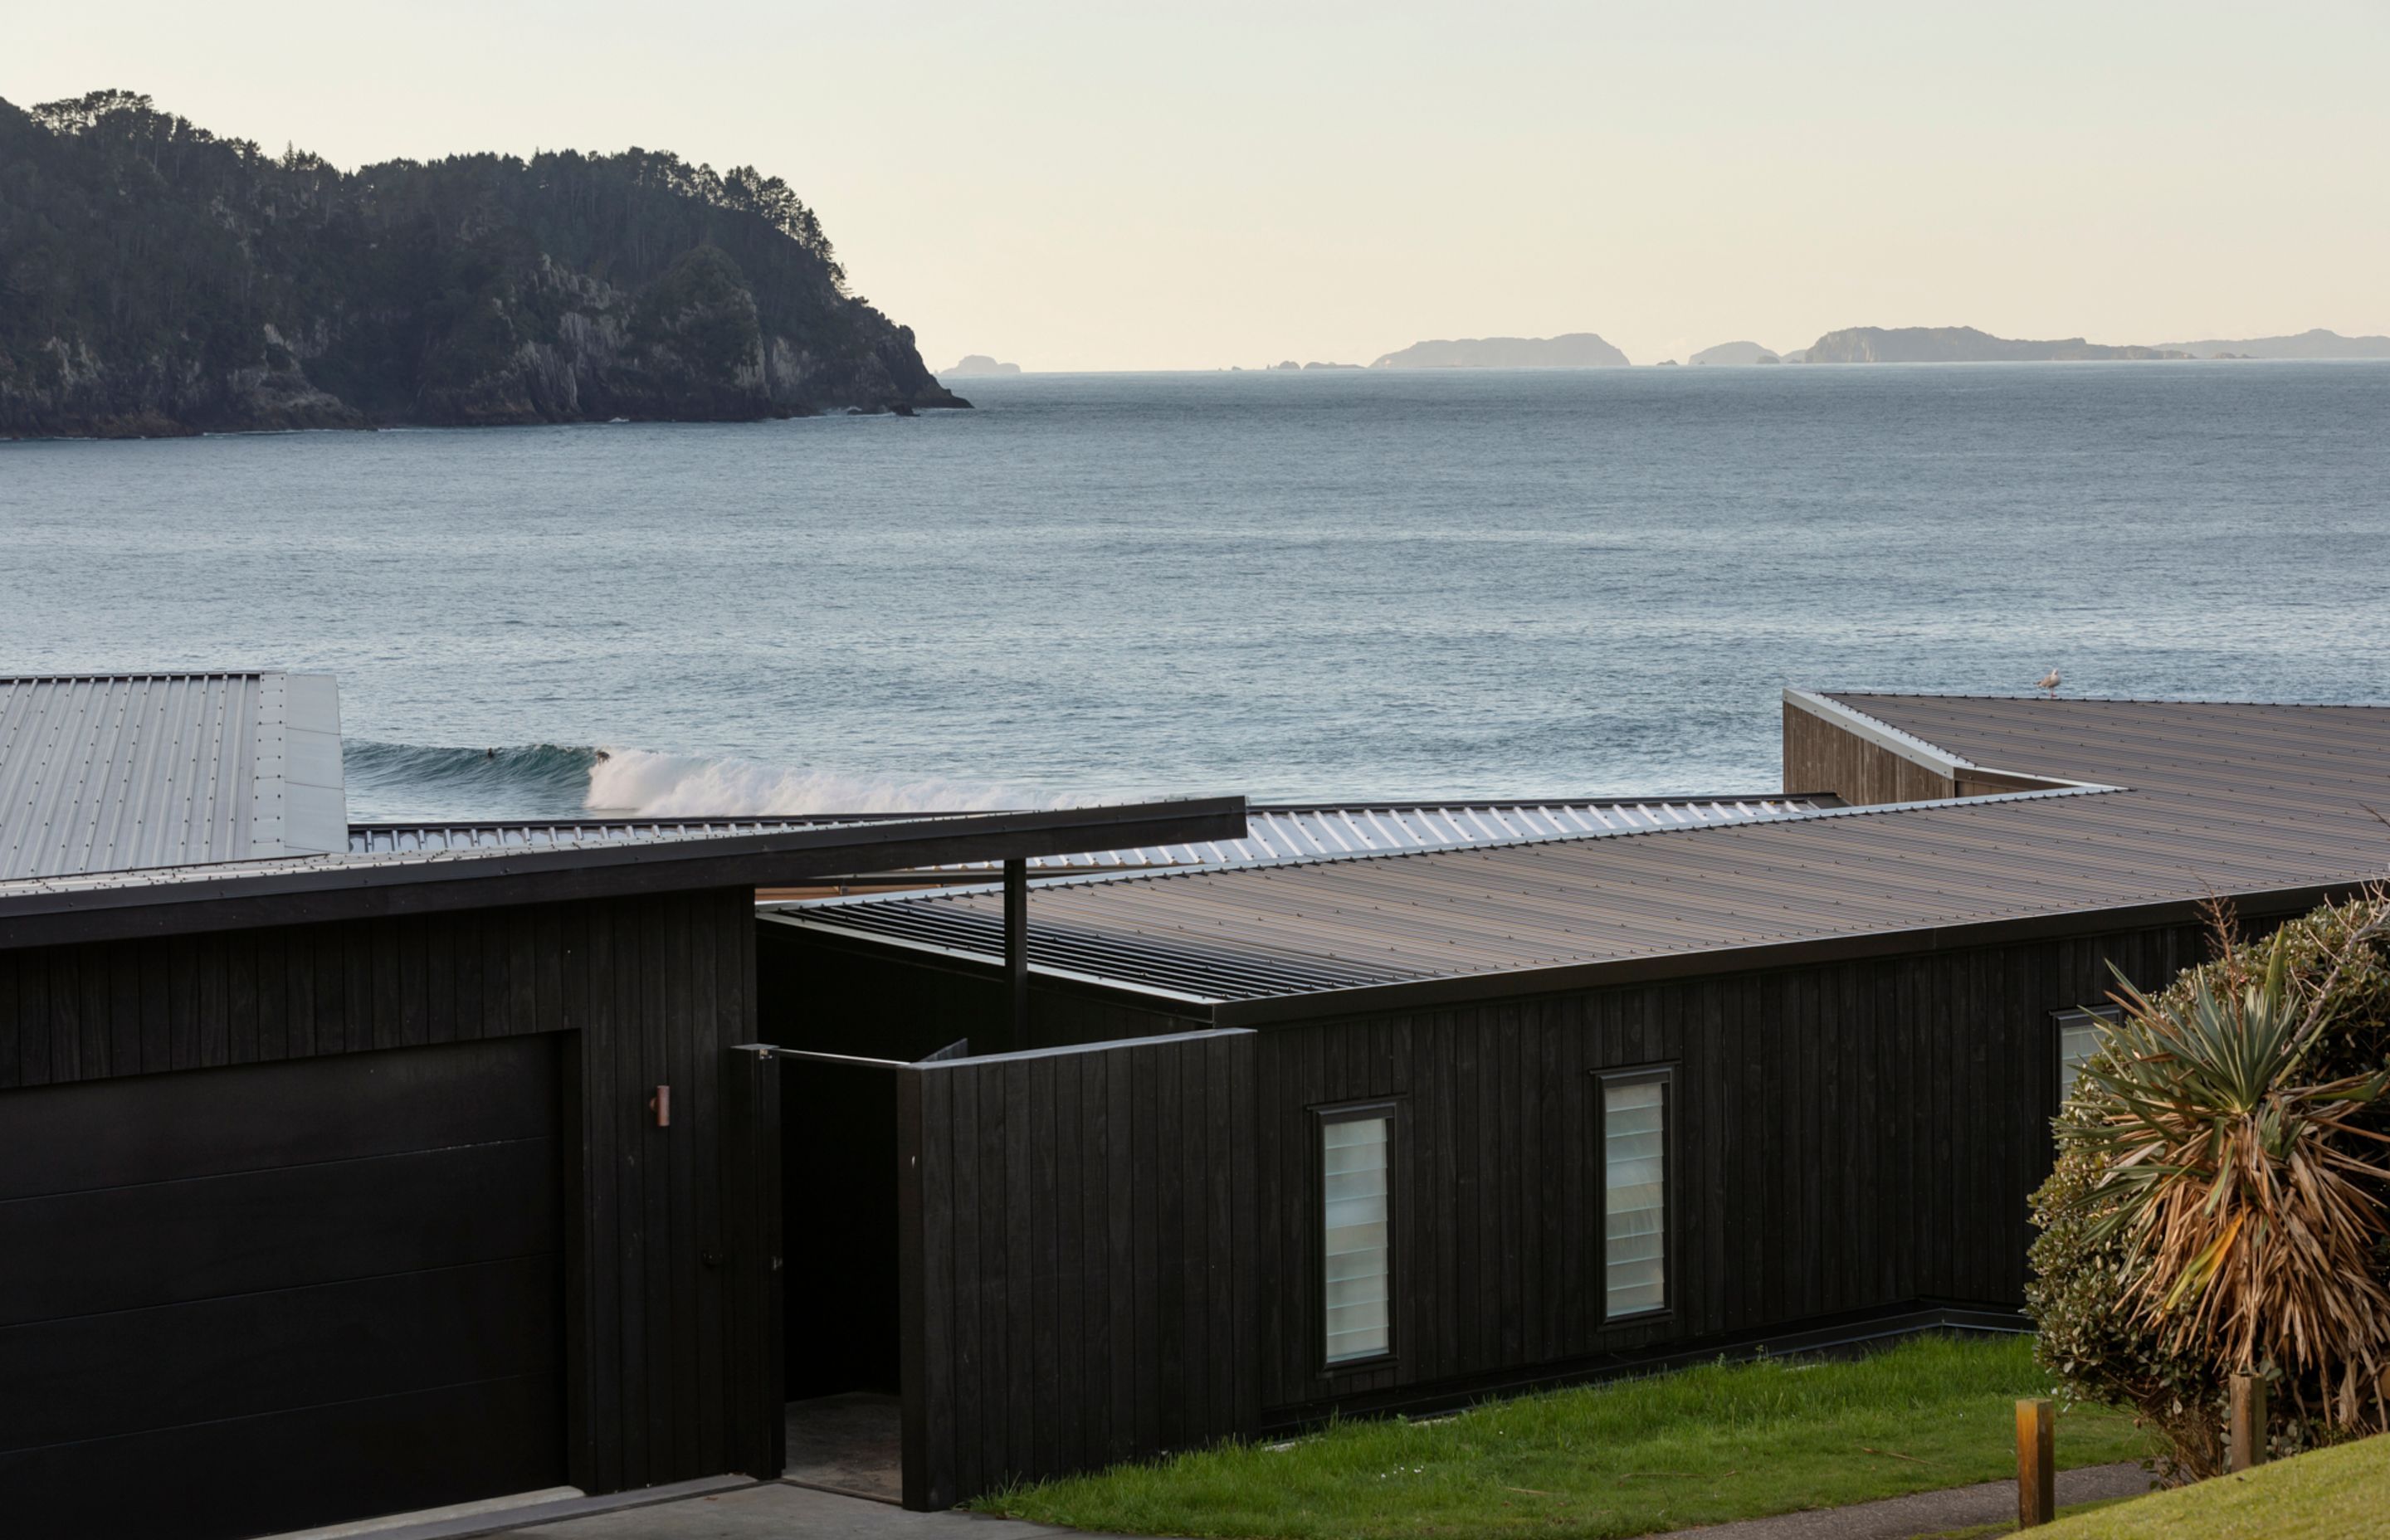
[0,91,964,437]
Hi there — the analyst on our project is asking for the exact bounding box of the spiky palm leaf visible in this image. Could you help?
[2061,914,2390,1429]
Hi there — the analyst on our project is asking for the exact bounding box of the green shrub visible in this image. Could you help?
[2027,890,2390,1479]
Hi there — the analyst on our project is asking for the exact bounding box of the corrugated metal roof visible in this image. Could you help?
[351,797,1827,873]
[0,673,346,880]
[773,694,2390,1008]
[350,816,841,856]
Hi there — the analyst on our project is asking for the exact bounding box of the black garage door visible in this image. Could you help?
[0,1036,566,1540]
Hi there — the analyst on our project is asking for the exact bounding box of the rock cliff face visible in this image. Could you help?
[0,92,964,437]
[392,247,960,429]
[1800,327,2190,363]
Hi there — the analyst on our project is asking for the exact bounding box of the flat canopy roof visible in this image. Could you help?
[773,692,2390,1021]
[0,797,1248,950]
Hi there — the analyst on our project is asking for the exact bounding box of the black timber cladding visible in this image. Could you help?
[897,1031,1260,1511]
[0,793,1246,1538]
[768,694,2390,1015]
[849,899,2276,1505]
[0,887,759,1503]
[1237,919,2241,1421]
[757,692,2390,1511]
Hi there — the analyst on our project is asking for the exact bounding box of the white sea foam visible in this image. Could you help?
[584,748,1055,817]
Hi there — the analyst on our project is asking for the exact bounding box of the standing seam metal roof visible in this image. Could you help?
[0,673,346,880]
[772,693,2390,1006]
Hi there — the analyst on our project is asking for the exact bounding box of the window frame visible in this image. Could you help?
[2052,1005,2123,1113]
[1312,1097,1402,1375]
[1593,1065,1676,1327]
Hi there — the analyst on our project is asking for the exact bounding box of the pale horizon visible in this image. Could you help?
[12,0,2388,371]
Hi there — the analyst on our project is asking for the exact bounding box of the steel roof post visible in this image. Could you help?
[1002,857,1028,1052]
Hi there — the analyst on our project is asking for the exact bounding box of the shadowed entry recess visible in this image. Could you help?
[777,1043,962,1503]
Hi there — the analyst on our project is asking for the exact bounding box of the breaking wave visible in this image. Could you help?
[585,748,1048,817]
[345,741,603,816]
[344,740,1048,820]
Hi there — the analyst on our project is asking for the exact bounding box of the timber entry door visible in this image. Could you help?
[0,1038,567,1540]
[896,1027,1261,1510]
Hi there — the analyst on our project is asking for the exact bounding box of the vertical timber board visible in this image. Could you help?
[1227,1027,1261,1433]
[900,1030,1260,1510]
[897,1063,934,1508]
[561,1027,596,1493]
[1054,1052,1086,1473]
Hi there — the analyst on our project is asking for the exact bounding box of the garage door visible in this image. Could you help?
[0,1036,566,1540]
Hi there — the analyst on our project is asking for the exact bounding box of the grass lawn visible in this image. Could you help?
[973,1333,2153,1538]
[2030,1431,2390,1539]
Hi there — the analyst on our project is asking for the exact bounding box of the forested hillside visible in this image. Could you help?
[0,90,963,436]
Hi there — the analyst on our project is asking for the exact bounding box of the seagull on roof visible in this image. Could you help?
[2036,669,2061,697]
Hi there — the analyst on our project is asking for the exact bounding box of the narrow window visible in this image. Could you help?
[2055,1006,2122,1108]
[1600,1070,1670,1319]
[1320,1105,1393,1365]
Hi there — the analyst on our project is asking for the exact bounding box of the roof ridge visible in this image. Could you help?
[1825,688,2390,711]
[1792,689,1987,772]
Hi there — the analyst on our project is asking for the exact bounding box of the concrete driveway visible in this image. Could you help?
[498,1480,1137,1539]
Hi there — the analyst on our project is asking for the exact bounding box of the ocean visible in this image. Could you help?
[4,363,2386,821]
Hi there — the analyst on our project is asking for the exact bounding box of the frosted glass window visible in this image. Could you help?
[1322,1113,1391,1363]
[2056,1006,2120,1107]
[1603,1077,1667,1318]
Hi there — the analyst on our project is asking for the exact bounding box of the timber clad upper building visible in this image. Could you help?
[4,674,2388,1536]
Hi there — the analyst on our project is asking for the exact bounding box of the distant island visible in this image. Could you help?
[2152,328,2390,359]
[0,90,964,438]
[944,355,1022,376]
[1800,327,2190,363]
[1372,334,1631,368]
[1782,324,2390,364]
[1689,341,1782,367]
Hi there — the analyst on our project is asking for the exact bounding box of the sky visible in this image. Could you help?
[12,2,2389,370]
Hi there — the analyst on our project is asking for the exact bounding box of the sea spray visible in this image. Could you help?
[583,749,1051,817]
[344,739,1055,821]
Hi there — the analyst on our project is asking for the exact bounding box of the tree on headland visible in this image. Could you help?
[0,89,954,434]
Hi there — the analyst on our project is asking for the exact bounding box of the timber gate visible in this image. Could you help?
[896,1028,1261,1509]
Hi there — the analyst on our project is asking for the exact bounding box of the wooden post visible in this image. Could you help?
[2229,1373,2267,1472]
[2016,1398,2055,1528]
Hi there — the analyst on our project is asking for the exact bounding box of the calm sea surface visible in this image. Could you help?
[4,364,2386,820]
